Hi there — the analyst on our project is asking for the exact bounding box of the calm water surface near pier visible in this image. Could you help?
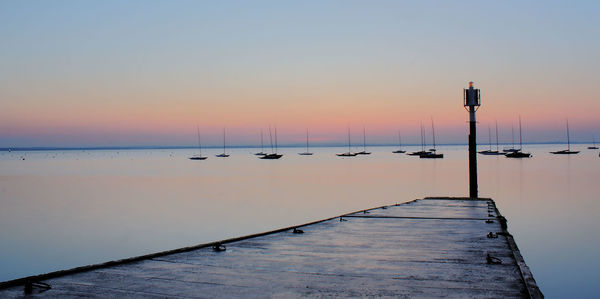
[1,145,598,297]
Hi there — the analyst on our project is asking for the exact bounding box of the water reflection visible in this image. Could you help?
[0,145,598,297]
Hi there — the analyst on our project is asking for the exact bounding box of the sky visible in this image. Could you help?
[1,0,599,147]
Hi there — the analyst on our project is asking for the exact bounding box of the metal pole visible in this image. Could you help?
[468,108,478,199]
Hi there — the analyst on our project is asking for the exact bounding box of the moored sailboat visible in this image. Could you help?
[392,131,406,153]
[298,128,313,155]
[479,122,503,155]
[408,123,431,156]
[551,119,579,155]
[356,127,371,155]
[215,128,230,157]
[189,126,207,160]
[420,118,443,159]
[505,116,531,158]
[260,126,283,159]
[337,128,357,157]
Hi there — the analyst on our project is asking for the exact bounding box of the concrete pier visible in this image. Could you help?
[0,197,543,298]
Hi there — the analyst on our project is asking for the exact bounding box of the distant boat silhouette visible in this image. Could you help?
[408,123,431,156]
[356,127,371,155]
[551,119,579,155]
[337,128,358,157]
[503,126,519,153]
[420,118,443,159]
[298,128,313,155]
[392,131,406,153]
[479,122,503,155]
[589,136,599,149]
[255,129,267,156]
[189,126,207,160]
[260,126,282,159]
[505,116,531,158]
[215,128,230,158]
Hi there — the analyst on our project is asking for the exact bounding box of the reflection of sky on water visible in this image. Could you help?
[0,145,598,297]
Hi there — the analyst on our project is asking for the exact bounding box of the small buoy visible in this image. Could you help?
[487,232,498,238]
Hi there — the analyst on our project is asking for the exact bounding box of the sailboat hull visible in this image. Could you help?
[505,151,531,158]
[298,152,313,155]
[189,156,207,160]
[550,150,579,155]
[216,154,230,158]
[337,152,357,157]
[420,153,443,159]
[260,153,283,159]
[478,150,504,155]
[392,150,406,153]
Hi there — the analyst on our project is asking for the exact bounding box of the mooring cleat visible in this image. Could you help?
[212,243,226,252]
[486,253,502,264]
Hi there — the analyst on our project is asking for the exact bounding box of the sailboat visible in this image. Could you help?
[588,136,599,149]
[298,128,313,155]
[420,119,443,159]
[479,122,504,155]
[189,126,207,160]
[392,131,406,153]
[356,127,371,155]
[505,116,531,158]
[215,128,230,157]
[260,126,283,159]
[503,126,519,153]
[337,128,358,157]
[408,123,431,156]
[254,129,267,156]
[551,119,579,154]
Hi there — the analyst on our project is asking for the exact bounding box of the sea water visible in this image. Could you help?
[1,145,598,297]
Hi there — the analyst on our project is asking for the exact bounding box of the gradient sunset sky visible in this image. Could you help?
[1,1,599,147]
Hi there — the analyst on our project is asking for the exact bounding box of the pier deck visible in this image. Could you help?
[0,198,542,298]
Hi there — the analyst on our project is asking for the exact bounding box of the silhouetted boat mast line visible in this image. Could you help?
[216,128,230,158]
[189,126,207,160]
[392,131,405,153]
[505,116,531,158]
[550,119,579,155]
[337,128,357,157]
[298,128,313,155]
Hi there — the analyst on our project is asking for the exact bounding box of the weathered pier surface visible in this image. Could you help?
[0,197,542,298]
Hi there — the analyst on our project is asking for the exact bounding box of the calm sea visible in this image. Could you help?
[1,145,598,297]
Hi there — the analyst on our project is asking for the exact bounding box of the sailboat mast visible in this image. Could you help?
[348,128,351,152]
[512,126,515,149]
[275,126,278,154]
[306,128,309,152]
[223,128,226,154]
[398,131,402,149]
[566,119,570,151]
[495,121,499,152]
[431,118,436,150]
[269,126,274,153]
[363,127,366,151]
[519,116,523,150]
[420,124,425,151]
[261,129,264,153]
[488,126,492,151]
[197,126,202,156]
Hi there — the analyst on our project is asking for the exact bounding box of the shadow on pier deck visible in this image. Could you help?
[0,197,542,298]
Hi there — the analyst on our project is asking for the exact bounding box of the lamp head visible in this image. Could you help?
[464,81,481,108]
